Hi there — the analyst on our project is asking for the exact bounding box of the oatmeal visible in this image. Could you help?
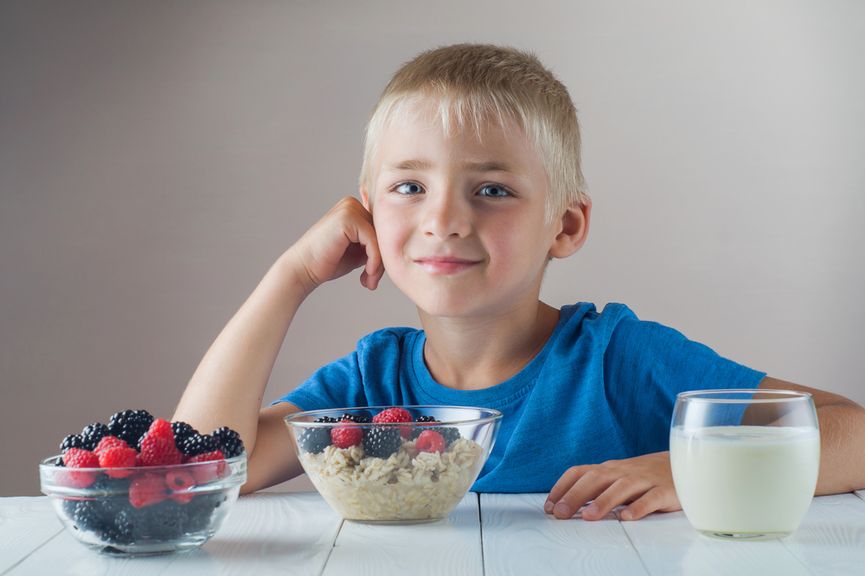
[299,437,485,521]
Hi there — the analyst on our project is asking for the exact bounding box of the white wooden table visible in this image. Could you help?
[3,491,865,575]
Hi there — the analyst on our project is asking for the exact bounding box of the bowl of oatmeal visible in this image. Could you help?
[284,406,501,522]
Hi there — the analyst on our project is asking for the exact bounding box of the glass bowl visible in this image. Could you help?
[284,405,501,523]
[39,453,247,555]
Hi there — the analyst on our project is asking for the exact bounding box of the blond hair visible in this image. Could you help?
[359,44,588,222]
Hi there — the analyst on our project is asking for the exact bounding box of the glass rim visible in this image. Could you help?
[676,388,813,404]
[283,405,503,427]
[39,451,247,472]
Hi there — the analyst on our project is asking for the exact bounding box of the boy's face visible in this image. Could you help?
[364,97,565,319]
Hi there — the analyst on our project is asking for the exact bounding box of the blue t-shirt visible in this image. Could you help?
[274,303,766,493]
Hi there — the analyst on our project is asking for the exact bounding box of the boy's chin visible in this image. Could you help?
[411,295,482,319]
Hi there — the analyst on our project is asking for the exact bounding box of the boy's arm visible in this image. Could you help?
[173,197,382,495]
[545,377,865,521]
[759,376,865,495]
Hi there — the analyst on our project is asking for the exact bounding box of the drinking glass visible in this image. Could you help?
[670,389,820,540]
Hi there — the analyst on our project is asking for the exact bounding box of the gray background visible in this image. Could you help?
[2,0,863,496]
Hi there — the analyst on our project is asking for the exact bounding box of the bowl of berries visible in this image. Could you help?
[284,405,501,523]
[39,410,247,555]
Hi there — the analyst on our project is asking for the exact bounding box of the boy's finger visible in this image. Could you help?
[361,235,383,290]
[545,465,589,511]
[346,213,382,290]
[550,470,612,519]
[619,487,677,521]
[580,477,648,521]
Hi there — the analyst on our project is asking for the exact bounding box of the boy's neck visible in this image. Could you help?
[419,301,560,391]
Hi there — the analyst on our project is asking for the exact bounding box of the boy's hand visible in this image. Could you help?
[290,197,384,293]
[544,452,680,521]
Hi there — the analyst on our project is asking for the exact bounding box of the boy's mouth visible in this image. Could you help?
[413,257,482,275]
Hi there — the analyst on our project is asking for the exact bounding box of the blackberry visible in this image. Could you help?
[106,508,134,544]
[90,475,132,497]
[67,500,105,533]
[108,409,154,448]
[62,498,78,519]
[181,433,218,457]
[363,427,402,458]
[138,500,185,540]
[340,411,372,424]
[172,422,200,454]
[80,422,110,451]
[410,417,461,446]
[212,426,245,458]
[185,493,226,533]
[297,427,331,454]
[296,416,338,454]
[440,427,461,446]
[60,434,85,453]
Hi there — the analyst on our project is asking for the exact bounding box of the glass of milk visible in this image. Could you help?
[670,389,820,540]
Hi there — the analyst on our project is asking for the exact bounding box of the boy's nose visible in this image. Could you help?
[421,194,472,239]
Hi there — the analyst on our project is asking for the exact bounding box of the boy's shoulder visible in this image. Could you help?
[347,303,642,363]
[560,301,637,328]
[355,325,422,354]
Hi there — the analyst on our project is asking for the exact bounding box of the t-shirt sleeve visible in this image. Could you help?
[270,351,368,411]
[603,313,766,455]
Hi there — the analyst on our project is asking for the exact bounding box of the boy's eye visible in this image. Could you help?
[394,182,424,195]
[478,184,511,198]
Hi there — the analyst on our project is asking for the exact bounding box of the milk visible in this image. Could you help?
[670,425,820,536]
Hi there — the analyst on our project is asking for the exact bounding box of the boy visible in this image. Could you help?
[174,44,865,521]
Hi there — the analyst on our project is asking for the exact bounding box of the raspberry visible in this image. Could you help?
[129,473,168,508]
[187,450,225,484]
[415,430,446,453]
[98,446,138,478]
[411,417,461,446]
[94,435,129,456]
[187,449,224,463]
[61,448,99,488]
[372,407,413,438]
[138,418,183,466]
[373,407,412,424]
[331,423,363,448]
[166,470,195,504]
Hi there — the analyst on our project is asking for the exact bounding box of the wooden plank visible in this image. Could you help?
[0,497,64,574]
[480,493,648,576]
[323,492,482,576]
[780,493,865,576]
[7,492,342,575]
[620,497,865,576]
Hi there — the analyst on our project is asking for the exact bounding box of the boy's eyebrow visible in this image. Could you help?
[386,159,515,173]
[464,160,514,173]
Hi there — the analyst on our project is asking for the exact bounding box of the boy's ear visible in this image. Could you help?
[548,199,592,259]
[360,186,371,211]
